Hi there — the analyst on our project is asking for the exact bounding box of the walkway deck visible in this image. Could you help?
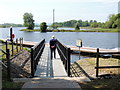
[34,45,67,77]
[34,46,53,77]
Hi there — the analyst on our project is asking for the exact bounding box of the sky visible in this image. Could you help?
[0,0,119,24]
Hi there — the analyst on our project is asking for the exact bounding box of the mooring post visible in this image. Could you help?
[96,48,99,78]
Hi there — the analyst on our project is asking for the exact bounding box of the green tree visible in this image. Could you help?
[90,22,98,28]
[40,22,47,32]
[105,14,117,28]
[23,12,35,29]
[78,20,82,27]
[75,23,80,30]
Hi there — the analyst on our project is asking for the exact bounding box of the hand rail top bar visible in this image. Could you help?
[32,39,45,49]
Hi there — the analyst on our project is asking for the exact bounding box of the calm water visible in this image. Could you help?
[0,27,119,49]
[0,27,119,62]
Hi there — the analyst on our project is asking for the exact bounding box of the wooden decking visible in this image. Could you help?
[34,45,68,78]
[67,45,119,53]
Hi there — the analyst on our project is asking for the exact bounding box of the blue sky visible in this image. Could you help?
[0,0,119,24]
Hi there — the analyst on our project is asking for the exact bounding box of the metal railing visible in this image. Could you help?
[56,40,71,76]
[31,39,45,77]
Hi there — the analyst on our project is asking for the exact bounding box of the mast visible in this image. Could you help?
[53,9,55,30]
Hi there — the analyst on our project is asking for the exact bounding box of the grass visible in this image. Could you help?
[20,29,41,32]
[77,58,119,74]
[2,70,24,89]
[89,28,119,32]
[1,42,26,89]
[0,44,21,60]
[79,78,119,89]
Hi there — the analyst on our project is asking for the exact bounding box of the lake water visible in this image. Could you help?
[0,27,119,62]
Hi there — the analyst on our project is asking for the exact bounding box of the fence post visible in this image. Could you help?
[16,38,18,52]
[96,48,99,77]
[11,40,14,56]
[31,48,34,77]
[6,41,8,52]
[20,38,21,50]
[6,49,11,80]
[67,48,71,77]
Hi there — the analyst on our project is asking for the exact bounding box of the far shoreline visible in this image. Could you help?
[20,27,119,33]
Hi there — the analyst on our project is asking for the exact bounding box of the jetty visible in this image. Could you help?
[11,39,82,89]
[68,45,119,53]
[1,38,120,89]
[1,38,119,57]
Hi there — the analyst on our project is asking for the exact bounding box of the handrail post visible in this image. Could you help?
[67,48,71,77]
[31,47,34,77]
[6,49,11,80]
[96,48,99,78]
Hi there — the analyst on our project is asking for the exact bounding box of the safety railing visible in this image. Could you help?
[56,40,71,76]
[31,39,45,77]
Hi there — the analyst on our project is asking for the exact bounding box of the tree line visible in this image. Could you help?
[23,12,119,32]
[53,13,119,29]
[0,13,119,30]
[0,23,23,28]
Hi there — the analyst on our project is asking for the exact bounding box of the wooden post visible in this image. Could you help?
[31,48,34,77]
[67,48,71,77]
[6,49,11,80]
[22,38,23,50]
[65,48,67,70]
[79,47,80,60]
[20,38,21,50]
[16,38,18,52]
[6,41,8,52]
[96,48,99,77]
[11,40,14,55]
[10,27,12,42]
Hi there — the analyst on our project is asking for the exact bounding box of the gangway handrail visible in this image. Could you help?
[56,40,71,76]
[31,39,45,77]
